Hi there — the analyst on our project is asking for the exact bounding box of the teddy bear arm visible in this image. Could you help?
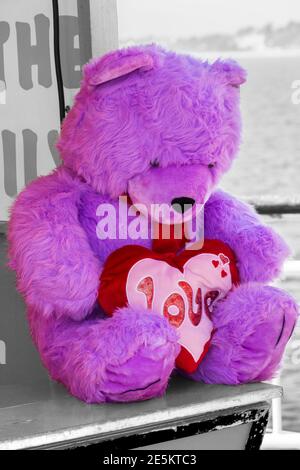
[8,170,101,320]
[191,283,298,384]
[204,190,290,283]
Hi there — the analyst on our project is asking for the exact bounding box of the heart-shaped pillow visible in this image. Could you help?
[98,240,239,373]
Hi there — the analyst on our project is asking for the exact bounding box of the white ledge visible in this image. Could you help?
[0,378,281,450]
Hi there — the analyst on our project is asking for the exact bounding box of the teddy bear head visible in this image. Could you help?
[57,44,246,222]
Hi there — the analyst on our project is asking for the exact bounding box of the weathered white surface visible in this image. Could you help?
[0,377,281,450]
[262,431,300,450]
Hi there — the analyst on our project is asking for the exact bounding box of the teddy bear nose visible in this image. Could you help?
[171,197,195,213]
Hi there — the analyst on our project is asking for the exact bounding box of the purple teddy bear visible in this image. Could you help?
[8,45,298,403]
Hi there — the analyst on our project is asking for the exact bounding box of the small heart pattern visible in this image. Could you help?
[99,240,239,374]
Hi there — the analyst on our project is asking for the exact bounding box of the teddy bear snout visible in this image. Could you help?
[171,197,195,213]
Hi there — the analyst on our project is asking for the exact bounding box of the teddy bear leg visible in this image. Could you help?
[30,306,179,403]
[190,283,298,384]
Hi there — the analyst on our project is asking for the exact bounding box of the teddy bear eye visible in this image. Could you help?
[150,159,160,168]
[208,162,216,169]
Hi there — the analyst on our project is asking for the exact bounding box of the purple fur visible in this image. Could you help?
[57,44,245,197]
[204,190,290,283]
[192,284,298,384]
[8,167,101,320]
[8,44,298,403]
[28,306,179,403]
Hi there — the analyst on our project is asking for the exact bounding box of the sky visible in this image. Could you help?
[117,0,300,39]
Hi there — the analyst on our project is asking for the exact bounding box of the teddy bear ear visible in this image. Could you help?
[211,59,247,87]
[83,48,155,86]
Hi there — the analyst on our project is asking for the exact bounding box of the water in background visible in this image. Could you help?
[222,56,300,198]
[219,56,300,431]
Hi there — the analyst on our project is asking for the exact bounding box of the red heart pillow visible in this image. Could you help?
[98,240,239,374]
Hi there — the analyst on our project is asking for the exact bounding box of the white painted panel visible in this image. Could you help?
[0,0,118,221]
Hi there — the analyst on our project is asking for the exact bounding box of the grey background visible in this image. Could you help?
[0,232,48,385]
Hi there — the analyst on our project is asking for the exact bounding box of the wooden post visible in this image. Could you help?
[89,0,118,57]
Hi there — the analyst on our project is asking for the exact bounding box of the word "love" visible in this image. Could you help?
[137,276,219,327]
